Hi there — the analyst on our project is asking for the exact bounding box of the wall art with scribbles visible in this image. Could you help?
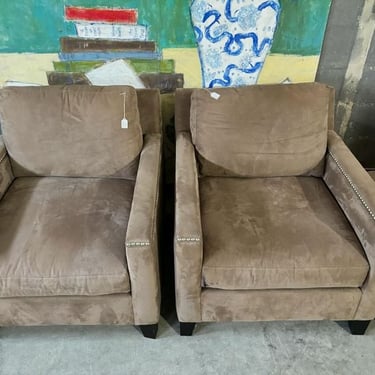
[0,0,331,88]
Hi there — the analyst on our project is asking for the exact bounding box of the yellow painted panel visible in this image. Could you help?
[258,54,320,84]
[162,48,202,88]
[0,53,57,86]
[0,51,320,88]
[163,49,320,87]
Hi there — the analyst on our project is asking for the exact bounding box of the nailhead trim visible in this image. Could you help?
[126,241,150,247]
[176,237,201,242]
[329,151,375,221]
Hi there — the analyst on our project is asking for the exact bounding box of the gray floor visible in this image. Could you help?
[1,318,375,375]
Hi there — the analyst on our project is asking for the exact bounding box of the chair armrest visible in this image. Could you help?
[126,134,161,325]
[324,130,375,319]
[174,132,203,322]
[0,136,14,200]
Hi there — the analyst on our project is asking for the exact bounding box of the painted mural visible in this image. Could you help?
[0,1,332,88]
[48,5,183,90]
[191,0,281,87]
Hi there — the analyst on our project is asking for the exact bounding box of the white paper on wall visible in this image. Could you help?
[85,60,146,88]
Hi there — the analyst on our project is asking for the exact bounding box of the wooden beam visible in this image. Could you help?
[60,37,156,53]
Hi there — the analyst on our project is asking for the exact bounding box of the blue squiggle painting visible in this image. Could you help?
[191,0,281,88]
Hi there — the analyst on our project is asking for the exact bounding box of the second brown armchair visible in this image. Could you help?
[174,83,375,336]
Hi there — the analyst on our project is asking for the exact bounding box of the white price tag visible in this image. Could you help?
[121,118,128,129]
[210,92,221,100]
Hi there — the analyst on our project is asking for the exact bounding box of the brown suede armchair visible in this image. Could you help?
[174,83,375,336]
[0,85,161,338]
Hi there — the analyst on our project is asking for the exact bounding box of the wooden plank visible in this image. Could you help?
[58,51,161,61]
[129,59,175,74]
[53,61,104,73]
[53,59,175,74]
[47,71,184,92]
[46,72,90,85]
[65,6,137,24]
[60,37,156,52]
[140,73,184,93]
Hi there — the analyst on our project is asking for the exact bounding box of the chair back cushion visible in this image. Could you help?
[190,83,331,177]
[0,85,143,178]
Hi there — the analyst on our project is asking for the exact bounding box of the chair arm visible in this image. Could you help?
[0,136,14,200]
[324,130,375,319]
[126,134,161,325]
[174,132,203,322]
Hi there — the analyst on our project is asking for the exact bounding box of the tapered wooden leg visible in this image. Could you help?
[180,322,196,336]
[139,324,158,339]
[348,320,371,335]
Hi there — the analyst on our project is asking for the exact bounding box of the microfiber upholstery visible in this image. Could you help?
[174,84,375,326]
[324,131,375,320]
[0,136,13,200]
[0,294,135,326]
[0,177,134,297]
[0,85,143,178]
[0,87,162,331]
[190,83,331,177]
[199,176,369,290]
[201,288,362,322]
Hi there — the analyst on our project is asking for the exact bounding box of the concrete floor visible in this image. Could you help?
[1,318,375,375]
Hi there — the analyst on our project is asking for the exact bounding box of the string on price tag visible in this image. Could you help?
[120,92,128,129]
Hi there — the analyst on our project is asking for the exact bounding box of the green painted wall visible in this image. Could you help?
[272,0,332,55]
[0,0,330,54]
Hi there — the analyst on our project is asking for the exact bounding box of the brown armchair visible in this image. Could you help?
[0,85,161,338]
[174,83,375,336]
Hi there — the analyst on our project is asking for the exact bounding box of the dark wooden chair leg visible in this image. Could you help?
[180,322,196,336]
[348,320,371,335]
[139,324,158,339]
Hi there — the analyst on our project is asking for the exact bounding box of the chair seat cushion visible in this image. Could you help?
[0,177,134,297]
[200,176,369,290]
[369,170,375,181]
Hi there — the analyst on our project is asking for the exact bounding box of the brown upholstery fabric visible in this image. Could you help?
[174,87,371,327]
[136,89,161,134]
[0,177,134,297]
[174,132,203,322]
[0,294,134,326]
[201,288,361,322]
[0,85,143,178]
[175,86,334,134]
[200,176,369,290]
[126,134,162,325]
[328,87,335,130]
[190,83,330,177]
[197,153,325,179]
[324,131,375,319]
[175,89,194,133]
[0,136,6,160]
[0,136,14,200]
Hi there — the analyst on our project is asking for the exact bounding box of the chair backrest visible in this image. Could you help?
[176,83,335,178]
[0,85,160,178]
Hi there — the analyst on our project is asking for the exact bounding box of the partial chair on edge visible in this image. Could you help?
[0,85,162,339]
[174,83,375,336]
